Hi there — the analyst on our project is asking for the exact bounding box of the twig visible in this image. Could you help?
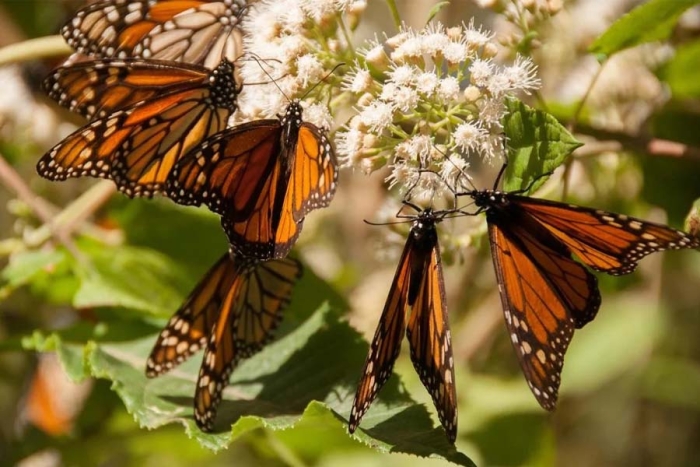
[23,181,118,249]
[0,36,71,66]
[0,153,82,257]
[574,125,700,161]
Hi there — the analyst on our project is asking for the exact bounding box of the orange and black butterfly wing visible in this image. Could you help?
[348,229,416,434]
[146,253,234,377]
[193,257,301,431]
[486,210,601,409]
[405,228,457,443]
[62,0,246,68]
[233,258,302,357]
[37,59,238,197]
[168,120,302,260]
[513,195,700,276]
[43,59,210,119]
[287,122,338,222]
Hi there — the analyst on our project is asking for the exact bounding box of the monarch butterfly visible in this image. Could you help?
[167,100,338,260]
[62,0,248,69]
[145,252,302,431]
[460,164,700,410]
[37,58,240,198]
[349,207,458,443]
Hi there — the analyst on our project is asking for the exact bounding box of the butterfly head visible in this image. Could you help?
[210,58,241,111]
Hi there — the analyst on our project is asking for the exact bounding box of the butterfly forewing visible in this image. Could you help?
[42,59,210,120]
[486,209,601,409]
[348,229,414,435]
[38,59,240,198]
[62,0,247,68]
[405,229,457,442]
[146,253,234,377]
[289,125,338,221]
[193,257,301,431]
[513,196,700,275]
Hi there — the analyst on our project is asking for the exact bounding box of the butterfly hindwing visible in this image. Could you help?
[146,253,235,377]
[193,257,301,431]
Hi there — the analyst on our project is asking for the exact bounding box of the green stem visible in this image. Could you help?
[385,0,402,31]
[337,15,355,55]
[0,36,71,66]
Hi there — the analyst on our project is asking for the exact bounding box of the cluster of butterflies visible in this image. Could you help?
[36,0,699,443]
[39,0,337,431]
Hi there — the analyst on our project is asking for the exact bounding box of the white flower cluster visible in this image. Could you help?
[235,0,365,128]
[336,21,540,200]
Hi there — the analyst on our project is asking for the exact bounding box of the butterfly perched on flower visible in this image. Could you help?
[458,164,700,410]
[349,205,459,443]
[37,58,241,198]
[167,100,338,260]
[146,252,302,431]
[61,0,248,69]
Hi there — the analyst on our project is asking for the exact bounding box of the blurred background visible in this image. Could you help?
[2,0,700,466]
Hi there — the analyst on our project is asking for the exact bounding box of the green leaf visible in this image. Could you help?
[110,198,225,279]
[589,0,700,57]
[22,266,474,465]
[74,244,190,315]
[503,97,582,193]
[1,249,67,287]
[660,40,700,99]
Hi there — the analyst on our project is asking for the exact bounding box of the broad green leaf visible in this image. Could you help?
[1,249,67,287]
[661,40,700,99]
[22,266,474,465]
[589,0,700,57]
[73,244,189,315]
[503,97,582,193]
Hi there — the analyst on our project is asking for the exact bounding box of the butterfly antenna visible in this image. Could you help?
[300,63,346,100]
[248,54,291,101]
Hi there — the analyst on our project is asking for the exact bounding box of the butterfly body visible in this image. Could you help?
[38,58,241,198]
[168,100,338,260]
[464,186,700,410]
[349,209,457,443]
[62,0,247,68]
